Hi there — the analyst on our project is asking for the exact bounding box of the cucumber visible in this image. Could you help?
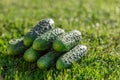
[7,37,27,55]
[37,51,62,69]
[32,28,65,51]
[53,30,82,52]
[23,47,39,62]
[24,18,54,47]
[56,45,87,70]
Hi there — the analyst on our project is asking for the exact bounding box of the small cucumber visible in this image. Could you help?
[53,30,82,52]
[23,47,39,62]
[24,18,54,47]
[56,45,87,70]
[32,28,65,51]
[7,37,27,55]
[37,51,62,69]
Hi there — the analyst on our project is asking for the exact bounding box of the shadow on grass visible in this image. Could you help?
[1,54,43,80]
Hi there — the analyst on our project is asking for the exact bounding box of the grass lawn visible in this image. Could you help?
[0,0,120,80]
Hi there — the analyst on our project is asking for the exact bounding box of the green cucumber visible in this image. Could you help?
[56,45,87,70]
[7,37,27,55]
[24,18,54,47]
[23,47,39,62]
[32,28,65,51]
[53,30,82,52]
[37,51,62,69]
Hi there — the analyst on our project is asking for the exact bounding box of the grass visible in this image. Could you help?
[0,0,120,80]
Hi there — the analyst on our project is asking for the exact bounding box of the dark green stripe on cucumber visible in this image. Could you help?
[53,30,82,52]
[37,51,62,69]
[24,18,54,47]
[7,37,27,55]
[56,45,87,70]
[32,28,65,51]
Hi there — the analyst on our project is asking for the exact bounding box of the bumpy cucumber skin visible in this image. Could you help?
[56,45,87,70]
[32,28,65,51]
[37,51,62,69]
[23,47,39,62]
[7,37,26,55]
[24,18,54,47]
[53,30,82,52]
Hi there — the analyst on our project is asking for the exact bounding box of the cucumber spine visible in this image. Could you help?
[53,30,82,52]
[56,45,87,69]
[24,18,54,47]
[32,28,65,51]
[7,37,27,55]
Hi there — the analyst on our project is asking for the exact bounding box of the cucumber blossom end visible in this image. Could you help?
[23,47,39,62]
[53,40,66,52]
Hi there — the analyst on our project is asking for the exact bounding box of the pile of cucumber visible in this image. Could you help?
[6,18,87,70]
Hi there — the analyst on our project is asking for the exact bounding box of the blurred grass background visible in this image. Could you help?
[0,0,120,80]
